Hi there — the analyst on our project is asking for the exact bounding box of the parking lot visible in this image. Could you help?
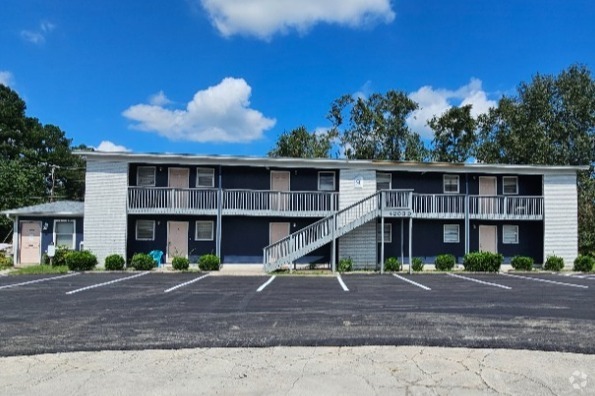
[0,271,594,356]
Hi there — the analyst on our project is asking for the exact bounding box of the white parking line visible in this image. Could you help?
[337,274,349,292]
[502,273,589,289]
[66,272,149,295]
[393,274,431,290]
[447,273,511,290]
[0,273,79,290]
[256,275,276,292]
[164,274,210,293]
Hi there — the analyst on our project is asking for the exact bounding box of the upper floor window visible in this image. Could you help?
[196,168,215,188]
[443,175,459,194]
[136,220,155,241]
[318,171,335,191]
[54,220,75,249]
[377,173,392,190]
[502,176,518,195]
[137,166,156,187]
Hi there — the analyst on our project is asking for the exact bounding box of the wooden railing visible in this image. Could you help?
[223,190,338,213]
[128,187,218,213]
[411,194,466,218]
[469,196,543,219]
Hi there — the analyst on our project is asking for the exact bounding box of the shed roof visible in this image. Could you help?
[1,201,84,217]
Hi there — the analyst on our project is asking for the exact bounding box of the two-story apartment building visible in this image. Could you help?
[78,151,585,271]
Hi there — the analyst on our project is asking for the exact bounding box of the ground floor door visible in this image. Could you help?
[167,221,188,262]
[268,222,290,262]
[19,221,41,265]
[479,225,498,253]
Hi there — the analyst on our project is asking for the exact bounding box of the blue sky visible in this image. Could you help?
[1,0,593,156]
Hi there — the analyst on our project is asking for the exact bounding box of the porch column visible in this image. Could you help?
[216,166,222,259]
[12,215,18,265]
[408,217,413,274]
[400,219,404,269]
[380,216,385,274]
[464,195,470,254]
[331,214,336,273]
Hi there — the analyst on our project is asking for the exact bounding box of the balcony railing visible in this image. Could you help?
[469,196,544,220]
[128,187,338,216]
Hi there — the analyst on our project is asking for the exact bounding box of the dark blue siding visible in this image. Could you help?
[221,166,339,191]
[469,221,543,263]
[467,174,542,195]
[389,172,469,194]
[129,164,220,188]
[19,216,83,259]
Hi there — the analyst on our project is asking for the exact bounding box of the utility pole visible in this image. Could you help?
[49,165,59,202]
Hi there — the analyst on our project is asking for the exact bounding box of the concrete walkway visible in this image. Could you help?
[1,346,593,395]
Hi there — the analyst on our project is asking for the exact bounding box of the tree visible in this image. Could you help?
[268,126,336,158]
[429,104,476,163]
[327,91,428,161]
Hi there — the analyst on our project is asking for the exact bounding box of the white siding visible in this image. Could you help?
[543,173,578,267]
[83,160,128,267]
[338,169,377,268]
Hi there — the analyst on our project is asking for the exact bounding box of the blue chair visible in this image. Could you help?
[148,250,164,267]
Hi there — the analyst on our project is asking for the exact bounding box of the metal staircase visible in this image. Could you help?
[263,190,411,272]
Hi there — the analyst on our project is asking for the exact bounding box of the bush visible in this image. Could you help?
[435,254,455,271]
[65,250,98,271]
[463,252,503,272]
[338,257,353,273]
[0,252,13,269]
[511,256,534,271]
[105,254,125,270]
[412,257,424,272]
[172,256,190,271]
[130,253,156,271]
[544,255,564,271]
[573,255,595,273]
[384,257,400,272]
[199,254,220,271]
[50,246,70,267]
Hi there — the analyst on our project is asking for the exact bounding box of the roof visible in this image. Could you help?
[75,151,590,175]
[1,201,84,217]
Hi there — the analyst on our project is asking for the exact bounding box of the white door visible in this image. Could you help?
[167,221,188,262]
[19,221,41,265]
[270,171,290,211]
[169,168,190,209]
[479,177,497,214]
[269,222,290,262]
[479,225,498,253]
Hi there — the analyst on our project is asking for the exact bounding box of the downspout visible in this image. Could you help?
[11,214,18,265]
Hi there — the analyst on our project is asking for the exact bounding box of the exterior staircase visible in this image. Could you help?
[263,191,411,272]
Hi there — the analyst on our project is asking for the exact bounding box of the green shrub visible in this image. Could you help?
[544,255,564,271]
[131,253,155,271]
[338,257,353,273]
[0,252,13,269]
[105,254,125,270]
[199,254,220,271]
[511,256,534,271]
[65,250,98,271]
[172,256,190,271]
[435,254,455,271]
[412,257,424,272]
[384,257,400,272]
[51,246,70,267]
[463,252,503,272]
[573,255,595,273]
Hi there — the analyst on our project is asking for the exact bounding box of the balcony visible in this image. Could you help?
[127,187,339,217]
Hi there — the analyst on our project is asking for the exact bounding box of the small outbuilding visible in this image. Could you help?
[2,201,84,266]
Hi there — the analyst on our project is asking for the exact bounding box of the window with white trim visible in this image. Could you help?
[54,220,75,249]
[377,223,392,243]
[196,168,215,188]
[137,166,156,187]
[318,171,335,191]
[502,176,518,195]
[502,225,519,244]
[377,173,392,190]
[195,221,214,241]
[136,220,155,241]
[443,175,459,193]
[443,224,460,243]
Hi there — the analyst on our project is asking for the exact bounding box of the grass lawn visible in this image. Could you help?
[9,265,70,275]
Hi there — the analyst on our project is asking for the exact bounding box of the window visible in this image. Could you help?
[377,173,392,190]
[503,176,518,195]
[196,168,215,188]
[318,171,335,191]
[54,220,75,249]
[503,225,519,244]
[136,220,155,241]
[377,223,392,243]
[443,175,459,193]
[195,221,214,241]
[443,224,460,243]
[137,166,156,187]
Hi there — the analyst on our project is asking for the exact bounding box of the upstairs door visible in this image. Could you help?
[19,221,41,265]
[478,176,497,215]
[270,171,290,211]
[167,221,188,262]
[169,168,190,209]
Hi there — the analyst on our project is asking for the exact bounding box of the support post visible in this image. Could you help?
[12,215,19,265]
[400,218,404,270]
[380,216,385,274]
[331,214,336,273]
[408,217,413,275]
[464,195,470,255]
[289,234,294,273]
[216,167,223,259]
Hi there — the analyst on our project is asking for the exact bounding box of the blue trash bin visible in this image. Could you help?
[148,250,164,267]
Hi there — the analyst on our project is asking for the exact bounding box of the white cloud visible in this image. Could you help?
[95,141,131,152]
[149,90,173,106]
[20,21,56,45]
[199,0,395,39]
[407,78,496,139]
[122,77,276,143]
[0,71,14,87]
